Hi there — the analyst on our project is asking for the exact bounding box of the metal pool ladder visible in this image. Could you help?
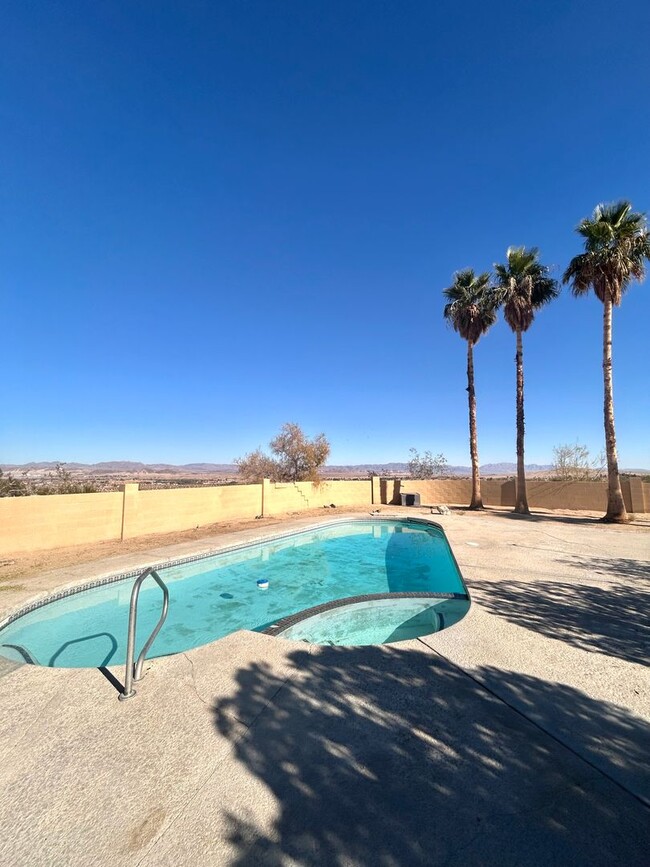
[119,567,169,701]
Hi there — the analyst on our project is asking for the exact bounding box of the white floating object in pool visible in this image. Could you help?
[257,578,269,590]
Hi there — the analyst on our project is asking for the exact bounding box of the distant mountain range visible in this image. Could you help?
[3,460,648,476]
[326,462,556,476]
[1,461,238,474]
[0,461,650,477]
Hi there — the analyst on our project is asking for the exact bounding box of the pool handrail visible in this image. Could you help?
[119,567,169,701]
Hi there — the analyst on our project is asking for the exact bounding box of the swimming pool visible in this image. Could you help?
[0,518,469,668]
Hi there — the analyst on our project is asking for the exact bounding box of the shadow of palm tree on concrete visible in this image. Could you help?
[570,555,650,582]
[475,508,604,527]
[213,644,649,866]
[470,555,649,667]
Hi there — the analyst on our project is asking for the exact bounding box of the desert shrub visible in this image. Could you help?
[551,443,605,481]
[236,423,330,483]
[407,448,449,478]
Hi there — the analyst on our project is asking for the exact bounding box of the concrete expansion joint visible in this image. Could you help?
[416,638,650,812]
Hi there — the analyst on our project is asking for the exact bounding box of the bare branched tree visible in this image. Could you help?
[235,423,331,483]
[407,448,448,479]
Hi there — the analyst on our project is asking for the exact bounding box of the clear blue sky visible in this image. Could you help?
[2,1,649,468]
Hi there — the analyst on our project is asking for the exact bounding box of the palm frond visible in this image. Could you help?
[442,268,497,344]
[565,200,650,304]
[493,246,558,332]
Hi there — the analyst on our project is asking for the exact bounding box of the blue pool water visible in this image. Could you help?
[0,519,468,668]
[274,597,470,645]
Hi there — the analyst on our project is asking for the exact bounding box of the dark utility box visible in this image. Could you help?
[400,493,421,507]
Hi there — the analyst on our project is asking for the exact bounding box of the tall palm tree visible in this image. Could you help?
[494,247,559,514]
[563,201,650,523]
[443,269,497,509]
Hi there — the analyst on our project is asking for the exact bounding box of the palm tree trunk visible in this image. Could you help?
[514,328,530,514]
[467,341,483,509]
[602,296,628,522]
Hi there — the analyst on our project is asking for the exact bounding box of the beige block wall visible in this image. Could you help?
[1,475,647,556]
[399,478,614,511]
[263,480,371,515]
[525,480,608,511]
[400,479,473,505]
[481,480,516,505]
[122,484,262,539]
[398,478,512,506]
[627,477,648,513]
[380,478,401,505]
[399,478,516,506]
[0,492,124,555]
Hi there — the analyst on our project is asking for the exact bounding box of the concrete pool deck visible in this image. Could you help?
[0,507,648,865]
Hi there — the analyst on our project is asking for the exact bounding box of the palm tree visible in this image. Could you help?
[494,247,559,514]
[443,269,497,509]
[563,200,650,523]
